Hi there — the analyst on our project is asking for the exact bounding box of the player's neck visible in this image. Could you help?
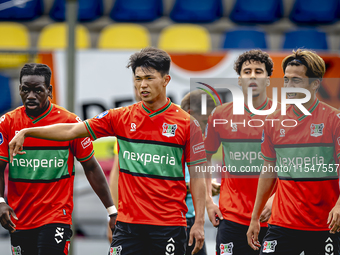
[143,97,168,112]
[245,93,267,109]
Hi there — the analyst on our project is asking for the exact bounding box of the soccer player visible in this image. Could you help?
[181,89,220,255]
[205,50,276,255]
[9,48,207,255]
[247,49,340,254]
[0,63,115,255]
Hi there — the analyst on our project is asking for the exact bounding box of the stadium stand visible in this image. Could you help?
[283,29,329,50]
[169,0,223,23]
[222,28,267,49]
[98,24,150,49]
[229,0,283,23]
[0,73,11,114]
[0,22,30,68]
[37,23,91,49]
[0,0,43,21]
[110,0,163,22]
[289,0,340,24]
[158,24,211,53]
[49,0,103,22]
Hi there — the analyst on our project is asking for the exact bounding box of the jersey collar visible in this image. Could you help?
[244,97,269,117]
[141,98,172,118]
[292,98,319,122]
[27,102,53,124]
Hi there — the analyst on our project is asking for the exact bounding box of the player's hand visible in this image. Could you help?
[259,195,274,223]
[206,199,223,227]
[328,204,340,234]
[211,179,221,196]
[247,219,261,251]
[109,213,118,234]
[0,202,18,233]
[188,221,204,254]
[9,130,27,163]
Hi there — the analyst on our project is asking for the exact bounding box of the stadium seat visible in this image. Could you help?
[110,0,162,22]
[230,0,283,23]
[222,29,267,49]
[0,22,30,68]
[0,0,43,21]
[170,0,223,23]
[0,73,11,114]
[283,29,328,50]
[37,23,90,50]
[290,0,340,24]
[158,24,211,53]
[98,24,150,49]
[49,0,103,21]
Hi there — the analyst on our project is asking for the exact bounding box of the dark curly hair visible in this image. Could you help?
[234,49,273,76]
[20,63,51,87]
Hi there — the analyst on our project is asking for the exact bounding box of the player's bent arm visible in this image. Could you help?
[247,160,277,250]
[0,160,17,233]
[188,165,206,254]
[109,155,119,210]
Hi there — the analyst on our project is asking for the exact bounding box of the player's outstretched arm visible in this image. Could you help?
[0,161,17,233]
[247,160,277,251]
[188,165,206,254]
[9,122,89,162]
[205,154,223,227]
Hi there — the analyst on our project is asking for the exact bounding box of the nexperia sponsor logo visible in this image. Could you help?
[123,151,176,166]
[278,155,325,169]
[11,157,65,171]
[229,151,263,164]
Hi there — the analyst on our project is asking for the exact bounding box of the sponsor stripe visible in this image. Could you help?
[77,150,94,162]
[117,135,184,149]
[0,155,8,162]
[221,138,261,143]
[274,143,333,148]
[187,158,207,166]
[142,103,151,114]
[32,104,53,124]
[23,146,69,150]
[261,153,276,162]
[149,101,172,118]
[9,172,74,183]
[84,121,97,140]
[278,176,338,182]
[120,168,184,181]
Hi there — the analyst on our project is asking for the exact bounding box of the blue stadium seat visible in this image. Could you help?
[0,0,43,21]
[49,0,103,21]
[283,29,328,50]
[230,0,283,23]
[222,29,267,49]
[0,73,11,114]
[290,0,340,24]
[170,0,223,23]
[110,0,162,22]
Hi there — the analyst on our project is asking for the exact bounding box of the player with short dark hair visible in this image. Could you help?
[9,48,207,255]
[247,49,340,254]
[205,49,276,255]
[0,63,115,255]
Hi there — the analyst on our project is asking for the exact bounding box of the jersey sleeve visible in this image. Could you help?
[204,107,221,155]
[0,114,9,163]
[261,117,276,162]
[84,109,118,141]
[185,118,207,167]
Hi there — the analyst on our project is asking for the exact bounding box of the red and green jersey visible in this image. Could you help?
[84,99,207,226]
[205,98,275,227]
[0,103,94,230]
[261,98,340,231]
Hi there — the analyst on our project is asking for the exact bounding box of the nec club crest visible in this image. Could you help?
[310,123,324,137]
[220,242,233,255]
[110,245,122,255]
[263,240,277,253]
[162,123,177,137]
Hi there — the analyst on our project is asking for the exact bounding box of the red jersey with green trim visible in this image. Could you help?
[0,103,94,230]
[84,99,207,226]
[205,98,275,227]
[261,99,340,231]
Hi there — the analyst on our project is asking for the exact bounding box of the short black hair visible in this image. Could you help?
[126,47,171,76]
[20,63,51,87]
[234,49,273,76]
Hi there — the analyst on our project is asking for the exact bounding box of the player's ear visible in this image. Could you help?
[163,74,171,87]
[48,85,53,99]
[266,77,270,87]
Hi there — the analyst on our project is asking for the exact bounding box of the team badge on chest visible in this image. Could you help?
[310,123,324,137]
[162,123,177,137]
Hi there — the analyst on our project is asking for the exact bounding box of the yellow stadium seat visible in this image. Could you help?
[158,24,211,53]
[98,24,150,49]
[0,22,30,68]
[38,23,90,50]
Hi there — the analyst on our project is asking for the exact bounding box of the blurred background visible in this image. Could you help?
[0,0,340,254]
